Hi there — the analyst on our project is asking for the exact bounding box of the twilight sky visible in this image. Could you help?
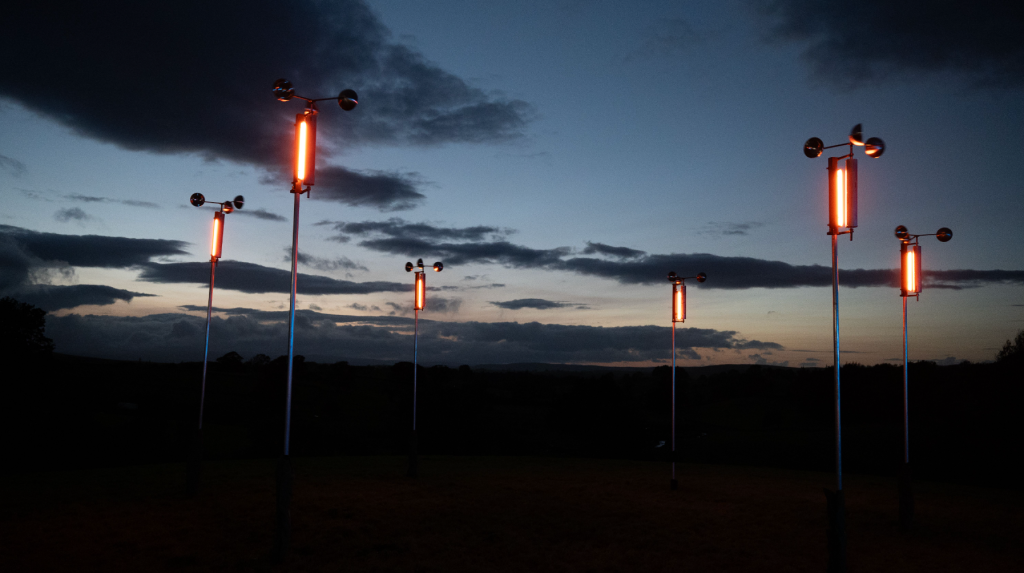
[1,0,1022,367]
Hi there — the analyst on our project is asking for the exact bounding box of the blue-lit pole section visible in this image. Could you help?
[272,79,357,563]
[804,124,884,573]
[895,225,951,528]
[186,194,241,497]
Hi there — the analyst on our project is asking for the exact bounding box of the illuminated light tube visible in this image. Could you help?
[672,283,686,322]
[297,120,307,181]
[828,157,858,229]
[211,211,225,260]
[293,113,317,186]
[415,272,425,311]
[902,244,921,295]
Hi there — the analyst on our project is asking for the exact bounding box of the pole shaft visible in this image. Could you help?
[284,190,300,456]
[199,260,216,429]
[832,231,842,491]
[671,320,676,481]
[413,307,419,431]
[903,294,909,464]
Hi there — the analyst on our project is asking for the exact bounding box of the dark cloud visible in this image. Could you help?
[307,166,426,211]
[699,221,764,237]
[45,308,782,364]
[626,17,704,62]
[5,284,154,311]
[235,208,287,222]
[320,217,511,242]
[581,241,646,259]
[65,194,160,208]
[491,298,574,310]
[287,249,369,272]
[54,207,91,222]
[0,224,189,269]
[360,238,570,267]
[341,225,1024,290]
[755,1,1024,88]
[0,154,26,177]
[138,261,407,295]
[0,0,531,171]
[330,222,1024,289]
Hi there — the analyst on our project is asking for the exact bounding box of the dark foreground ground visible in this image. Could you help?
[2,456,1021,572]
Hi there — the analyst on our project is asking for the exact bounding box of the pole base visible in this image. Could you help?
[185,427,203,497]
[824,489,847,573]
[272,455,293,563]
[898,462,914,529]
[670,478,678,491]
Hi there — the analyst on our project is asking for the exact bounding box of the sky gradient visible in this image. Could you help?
[1,0,1022,367]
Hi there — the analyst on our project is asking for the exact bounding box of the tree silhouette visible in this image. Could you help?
[216,351,244,366]
[0,297,55,361]
[996,329,1024,363]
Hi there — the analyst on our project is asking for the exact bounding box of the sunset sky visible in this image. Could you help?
[1,0,1022,367]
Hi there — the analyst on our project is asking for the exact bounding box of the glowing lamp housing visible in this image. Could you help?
[294,112,318,186]
[828,157,858,230]
[414,272,425,311]
[901,243,922,296]
[672,282,686,323]
[211,211,225,260]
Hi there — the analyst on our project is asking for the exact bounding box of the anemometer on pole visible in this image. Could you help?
[185,193,244,497]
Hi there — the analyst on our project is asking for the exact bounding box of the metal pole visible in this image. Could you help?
[274,188,300,563]
[831,231,842,492]
[903,295,909,464]
[414,307,419,431]
[186,258,216,497]
[671,320,677,490]
[826,229,847,573]
[899,291,914,528]
[408,305,419,477]
[199,259,216,430]
[284,189,300,456]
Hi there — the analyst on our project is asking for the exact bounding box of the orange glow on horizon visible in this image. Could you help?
[415,272,425,311]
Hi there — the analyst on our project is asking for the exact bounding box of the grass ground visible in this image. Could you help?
[1,456,1021,572]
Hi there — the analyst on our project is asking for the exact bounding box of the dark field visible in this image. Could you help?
[3,356,1022,570]
[2,456,1021,572]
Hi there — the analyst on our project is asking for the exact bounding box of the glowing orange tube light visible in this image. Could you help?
[297,120,307,181]
[211,211,225,260]
[415,272,425,311]
[672,283,685,322]
[293,113,317,186]
[902,244,921,295]
[828,157,858,229]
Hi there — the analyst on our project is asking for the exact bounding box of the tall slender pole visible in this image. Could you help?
[671,320,677,490]
[274,188,300,562]
[414,307,419,432]
[831,231,842,492]
[408,306,419,477]
[285,188,300,457]
[899,290,914,528]
[827,229,847,573]
[199,259,216,431]
[903,295,909,464]
[186,258,216,497]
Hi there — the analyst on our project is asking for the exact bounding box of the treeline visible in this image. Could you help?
[3,353,1022,487]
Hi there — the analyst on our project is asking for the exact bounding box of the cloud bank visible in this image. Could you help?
[47,308,782,365]
[755,1,1024,89]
